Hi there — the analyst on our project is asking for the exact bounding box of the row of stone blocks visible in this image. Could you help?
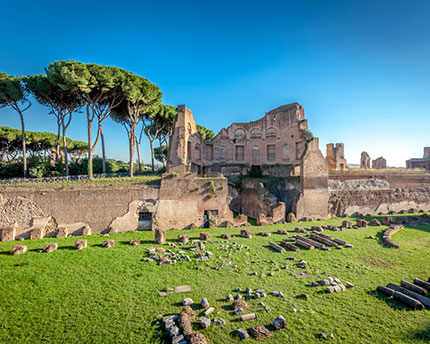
[9,238,146,256]
[1,224,91,242]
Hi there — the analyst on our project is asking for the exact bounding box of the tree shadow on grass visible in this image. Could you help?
[410,327,430,341]
[366,289,417,312]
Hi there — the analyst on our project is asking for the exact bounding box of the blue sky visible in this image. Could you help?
[1,0,429,166]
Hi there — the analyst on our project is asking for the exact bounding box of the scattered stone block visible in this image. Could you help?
[158,291,168,297]
[240,313,257,321]
[249,325,272,339]
[130,239,140,246]
[154,229,166,244]
[201,298,209,309]
[259,231,271,237]
[178,234,189,244]
[156,247,165,253]
[82,225,91,236]
[277,229,288,235]
[200,232,210,240]
[43,243,58,253]
[198,241,205,250]
[286,212,297,223]
[175,285,192,293]
[370,219,381,226]
[182,298,193,306]
[342,220,353,229]
[175,285,191,293]
[103,240,114,248]
[220,233,231,239]
[226,294,234,302]
[272,315,287,330]
[10,245,27,255]
[199,317,211,329]
[56,226,68,238]
[74,240,87,250]
[204,307,214,316]
[236,328,249,340]
[269,242,285,253]
[30,227,45,240]
[346,282,354,288]
[1,224,16,241]
[240,229,252,238]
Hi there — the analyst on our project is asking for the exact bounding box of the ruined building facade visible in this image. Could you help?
[326,143,347,171]
[406,147,430,170]
[167,103,329,220]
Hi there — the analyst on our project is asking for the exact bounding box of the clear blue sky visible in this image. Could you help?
[1,0,429,167]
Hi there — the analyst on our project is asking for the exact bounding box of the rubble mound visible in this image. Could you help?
[0,196,46,228]
[250,325,272,339]
[232,299,248,310]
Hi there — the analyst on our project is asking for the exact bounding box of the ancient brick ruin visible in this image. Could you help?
[326,143,347,171]
[167,103,330,221]
[372,157,387,169]
[406,147,430,170]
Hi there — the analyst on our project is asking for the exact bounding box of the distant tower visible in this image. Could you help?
[166,105,198,173]
[326,143,347,171]
[360,152,370,169]
[424,147,430,159]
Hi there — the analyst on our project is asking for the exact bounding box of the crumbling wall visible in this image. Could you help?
[0,184,160,235]
[155,174,234,229]
[329,188,430,217]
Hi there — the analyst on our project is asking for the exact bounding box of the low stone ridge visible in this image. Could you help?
[10,245,27,255]
[382,225,404,249]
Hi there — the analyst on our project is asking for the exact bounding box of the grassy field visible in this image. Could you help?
[0,216,429,343]
[0,174,162,188]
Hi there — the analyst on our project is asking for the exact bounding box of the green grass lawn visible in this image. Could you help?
[0,216,429,343]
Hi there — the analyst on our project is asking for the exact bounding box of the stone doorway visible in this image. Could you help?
[138,211,153,230]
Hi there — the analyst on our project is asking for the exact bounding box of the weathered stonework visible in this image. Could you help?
[372,157,387,169]
[326,143,347,171]
[406,147,430,170]
[1,224,16,241]
[360,152,370,169]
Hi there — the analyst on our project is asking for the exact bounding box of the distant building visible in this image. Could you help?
[372,157,387,169]
[326,143,347,171]
[406,147,430,170]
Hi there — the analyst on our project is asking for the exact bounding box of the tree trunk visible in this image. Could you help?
[129,128,135,177]
[101,127,106,174]
[87,112,93,179]
[62,122,69,176]
[150,139,155,173]
[18,110,27,178]
[136,140,142,173]
[158,137,166,168]
[55,118,61,162]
